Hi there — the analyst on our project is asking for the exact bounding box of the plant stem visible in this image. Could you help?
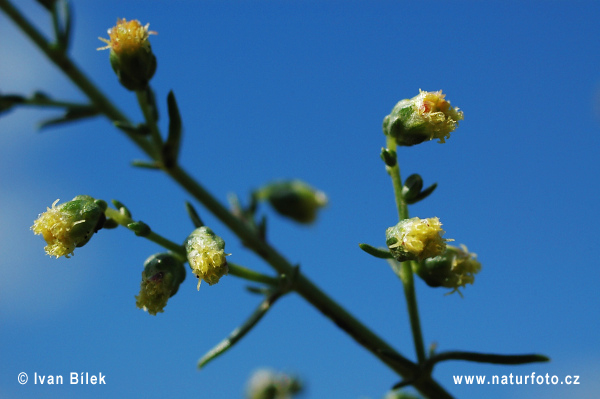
[1,2,453,396]
[104,207,277,286]
[386,137,408,221]
[385,136,426,365]
[0,0,156,159]
[136,88,164,153]
[104,207,184,256]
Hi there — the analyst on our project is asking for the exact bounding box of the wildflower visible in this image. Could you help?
[31,195,106,258]
[246,369,303,399]
[415,244,482,294]
[98,18,157,91]
[383,89,464,146]
[135,253,186,315]
[256,180,328,224]
[184,227,229,289]
[386,217,449,262]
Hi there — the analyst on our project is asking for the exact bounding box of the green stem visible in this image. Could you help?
[0,0,156,158]
[22,97,88,109]
[227,263,279,286]
[386,137,408,221]
[104,207,184,256]
[136,88,164,154]
[2,3,453,396]
[104,207,277,286]
[165,166,454,397]
[386,135,426,364]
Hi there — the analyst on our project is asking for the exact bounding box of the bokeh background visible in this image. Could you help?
[1,1,599,398]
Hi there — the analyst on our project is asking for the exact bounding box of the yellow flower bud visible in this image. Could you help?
[386,217,449,262]
[416,244,481,294]
[184,227,229,289]
[135,253,186,315]
[98,18,157,91]
[383,90,463,146]
[31,195,106,258]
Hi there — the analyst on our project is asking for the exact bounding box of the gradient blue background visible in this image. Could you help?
[1,1,599,398]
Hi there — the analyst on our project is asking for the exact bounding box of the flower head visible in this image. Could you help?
[184,227,229,289]
[386,217,450,262]
[246,369,303,399]
[256,180,328,224]
[98,18,155,54]
[98,18,157,91]
[31,195,106,258]
[416,244,482,295]
[135,253,186,315]
[383,89,464,146]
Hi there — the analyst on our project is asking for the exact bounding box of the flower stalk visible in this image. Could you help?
[384,135,426,364]
[5,2,552,398]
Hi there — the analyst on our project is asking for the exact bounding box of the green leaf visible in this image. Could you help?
[162,91,182,168]
[198,291,282,369]
[358,243,394,259]
[38,106,99,129]
[409,183,437,204]
[185,201,204,228]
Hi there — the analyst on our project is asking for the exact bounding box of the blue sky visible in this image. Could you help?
[1,1,599,398]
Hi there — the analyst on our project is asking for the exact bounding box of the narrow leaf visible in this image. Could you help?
[38,106,99,129]
[162,90,182,168]
[185,201,204,228]
[359,243,393,259]
[131,160,161,169]
[407,183,437,205]
[198,291,282,369]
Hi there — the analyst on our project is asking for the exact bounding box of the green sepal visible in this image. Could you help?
[142,253,186,296]
[102,219,119,229]
[93,199,108,211]
[109,48,157,92]
[136,253,186,315]
[162,90,182,168]
[61,195,106,247]
[385,235,417,262]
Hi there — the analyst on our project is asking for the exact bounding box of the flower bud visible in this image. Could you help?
[386,217,449,262]
[383,90,463,146]
[184,227,229,289]
[98,18,157,91]
[257,180,328,224]
[31,195,107,258]
[135,253,186,315]
[415,244,481,294]
[246,369,303,399]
